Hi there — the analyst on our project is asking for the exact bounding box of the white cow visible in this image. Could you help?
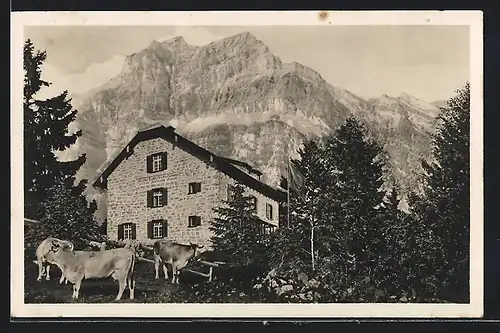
[47,240,137,300]
[33,237,74,282]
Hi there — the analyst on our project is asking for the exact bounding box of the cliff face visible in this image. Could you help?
[71,32,441,220]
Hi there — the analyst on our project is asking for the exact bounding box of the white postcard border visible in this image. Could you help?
[10,10,484,318]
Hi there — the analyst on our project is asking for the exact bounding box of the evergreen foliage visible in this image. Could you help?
[33,177,101,250]
[24,39,86,219]
[209,183,269,286]
[408,82,470,302]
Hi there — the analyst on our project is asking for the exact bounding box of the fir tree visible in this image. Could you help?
[24,39,86,219]
[410,82,470,302]
[374,185,413,298]
[272,139,329,276]
[209,183,269,286]
[320,116,388,299]
[34,177,101,250]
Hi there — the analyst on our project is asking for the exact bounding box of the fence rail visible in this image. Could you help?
[87,239,225,283]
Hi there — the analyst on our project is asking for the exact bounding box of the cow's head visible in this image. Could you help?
[189,242,205,260]
[50,240,74,253]
[50,240,61,253]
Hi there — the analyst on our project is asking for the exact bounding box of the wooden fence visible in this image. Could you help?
[88,239,225,282]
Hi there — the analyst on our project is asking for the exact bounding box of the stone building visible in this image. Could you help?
[93,124,286,247]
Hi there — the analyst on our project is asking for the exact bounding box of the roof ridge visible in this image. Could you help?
[92,126,285,202]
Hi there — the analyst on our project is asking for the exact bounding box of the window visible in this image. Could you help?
[153,190,163,207]
[148,220,167,239]
[118,223,136,240]
[153,221,163,238]
[152,155,162,172]
[147,188,168,208]
[124,224,133,239]
[188,182,202,195]
[249,195,258,212]
[147,152,167,173]
[266,203,274,220]
[188,215,202,228]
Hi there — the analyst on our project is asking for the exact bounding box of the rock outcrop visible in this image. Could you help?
[68,32,441,220]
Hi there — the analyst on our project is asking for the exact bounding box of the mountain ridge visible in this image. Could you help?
[67,31,441,220]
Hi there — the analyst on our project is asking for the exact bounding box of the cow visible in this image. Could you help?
[33,237,74,282]
[153,240,204,284]
[47,240,136,301]
[58,250,104,285]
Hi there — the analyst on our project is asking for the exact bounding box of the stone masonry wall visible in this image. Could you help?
[106,137,280,248]
[107,137,222,247]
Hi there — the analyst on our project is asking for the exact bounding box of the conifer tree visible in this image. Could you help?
[409,82,470,302]
[320,116,388,298]
[35,177,101,249]
[24,39,86,219]
[210,183,268,285]
[374,185,413,297]
[270,139,328,277]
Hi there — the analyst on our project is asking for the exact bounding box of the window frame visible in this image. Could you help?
[188,215,202,228]
[123,224,133,239]
[152,189,163,207]
[266,203,274,220]
[147,152,168,174]
[188,182,202,195]
[148,187,168,208]
[249,195,258,213]
[153,221,163,238]
[152,154,162,172]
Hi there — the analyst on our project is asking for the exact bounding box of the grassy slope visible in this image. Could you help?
[24,259,270,304]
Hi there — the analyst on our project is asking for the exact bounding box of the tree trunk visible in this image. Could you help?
[311,223,315,271]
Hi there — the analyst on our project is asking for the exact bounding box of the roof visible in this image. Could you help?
[218,156,263,176]
[92,125,286,202]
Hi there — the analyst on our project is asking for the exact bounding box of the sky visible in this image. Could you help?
[24,25,470,102]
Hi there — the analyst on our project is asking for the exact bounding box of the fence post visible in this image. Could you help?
[208,266,213,282]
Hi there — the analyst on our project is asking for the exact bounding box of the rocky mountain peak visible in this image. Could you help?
[72,33,442,221]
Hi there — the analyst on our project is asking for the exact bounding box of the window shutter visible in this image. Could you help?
[146,155,153,173]
[118,224,124,240]
[161,152,168,170]
[162,187,168,205]
[131,223,137,240]
[147,190,153,207]
[196,182,201,193]
[162,220,168,238]
[147,221,153,238]
[270,205,274,220]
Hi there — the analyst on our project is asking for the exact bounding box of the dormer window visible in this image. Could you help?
[147,152,167,173]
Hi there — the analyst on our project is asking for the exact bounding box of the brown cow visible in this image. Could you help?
[47,240,136,300]
[153,240,204,284]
